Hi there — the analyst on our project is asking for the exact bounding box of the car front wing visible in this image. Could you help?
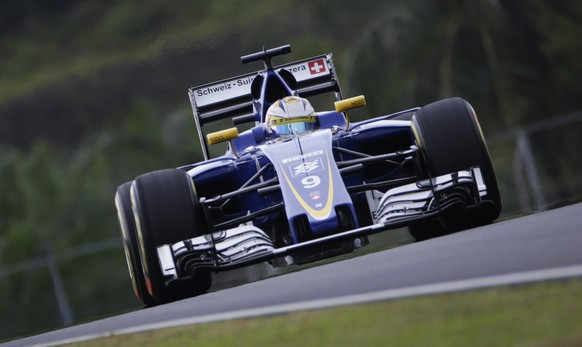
[156,167,487,283]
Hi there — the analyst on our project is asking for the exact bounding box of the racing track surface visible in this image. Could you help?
[5,203,582,347]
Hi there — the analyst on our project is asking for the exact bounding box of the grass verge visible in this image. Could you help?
[71,279,582,347]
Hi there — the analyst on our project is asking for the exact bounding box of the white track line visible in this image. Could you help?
[33,264,582,347]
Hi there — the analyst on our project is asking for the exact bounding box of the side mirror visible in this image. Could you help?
[335,95,366,112]
[207,127,239,145]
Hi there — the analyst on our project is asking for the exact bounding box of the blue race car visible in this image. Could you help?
[115,44,501,306]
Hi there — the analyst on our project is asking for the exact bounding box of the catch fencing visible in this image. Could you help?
[488,110,582,215]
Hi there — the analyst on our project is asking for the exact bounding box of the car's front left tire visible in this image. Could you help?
[115,181,158,307]
[132,169,212,304]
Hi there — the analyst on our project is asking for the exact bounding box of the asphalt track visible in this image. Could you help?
[5,203,582,347]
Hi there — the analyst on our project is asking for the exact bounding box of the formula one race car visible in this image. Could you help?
[115,44,501,306]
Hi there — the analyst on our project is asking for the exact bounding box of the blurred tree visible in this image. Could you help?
[0,0,77,34]
[1,143,67,262]
[531,0,582,114]
[342,0,582,132]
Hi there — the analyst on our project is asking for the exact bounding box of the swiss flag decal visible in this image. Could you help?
[308,59,327,75]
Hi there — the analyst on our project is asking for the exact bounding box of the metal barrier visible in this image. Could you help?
[0,238,127,339]
[489,110,582,214]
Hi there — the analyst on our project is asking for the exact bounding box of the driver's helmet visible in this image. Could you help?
[265,96,318,135]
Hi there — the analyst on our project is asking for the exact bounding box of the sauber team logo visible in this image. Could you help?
[293,160,320,175]
[308,59,327,75]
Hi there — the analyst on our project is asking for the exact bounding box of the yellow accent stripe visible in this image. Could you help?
[411,120,421,148]
[411,120,426,161]
[207,127,239,145]
[280,154,334,220]
[270,114,317,125]
[335,95,366,112]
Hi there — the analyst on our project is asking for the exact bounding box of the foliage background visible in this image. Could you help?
[1,0,581,340]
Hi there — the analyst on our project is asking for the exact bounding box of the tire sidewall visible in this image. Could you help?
[115,181,158,306]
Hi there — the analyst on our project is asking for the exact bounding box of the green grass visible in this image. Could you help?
[70,279,582,347]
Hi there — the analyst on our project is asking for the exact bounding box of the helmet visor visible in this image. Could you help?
[273,122,310,135]
[270,114,317,135]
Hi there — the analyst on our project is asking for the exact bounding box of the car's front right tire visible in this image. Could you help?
[409,97,502,240]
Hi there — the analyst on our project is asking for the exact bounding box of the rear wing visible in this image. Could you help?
[188,54,343,159]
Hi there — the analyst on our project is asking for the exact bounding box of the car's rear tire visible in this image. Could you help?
[115,182,158,307]
[132,169,212,303]
[409,97,502,240]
